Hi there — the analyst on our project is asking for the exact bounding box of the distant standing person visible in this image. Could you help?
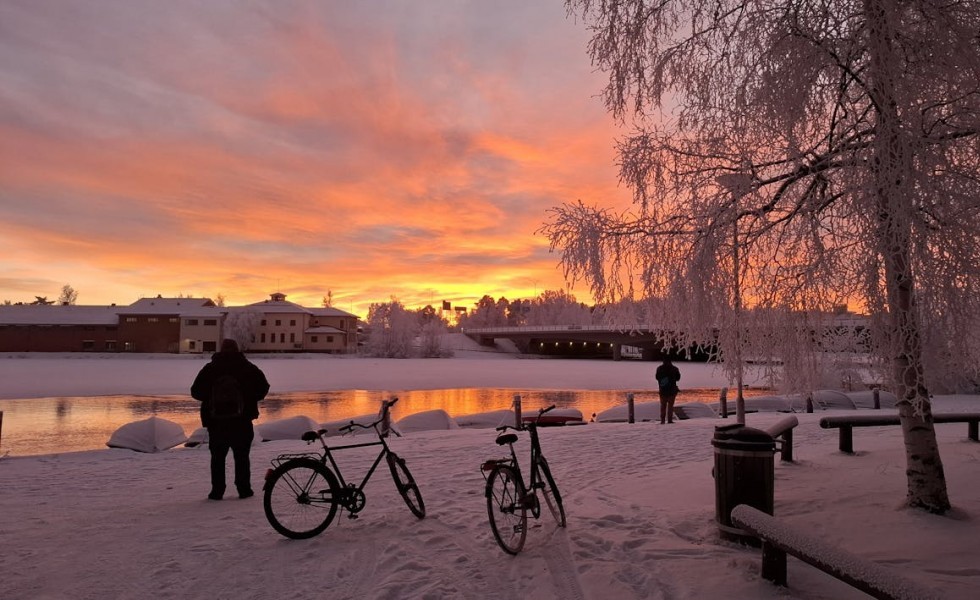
[656,358,681,424]
[191,339,270,500]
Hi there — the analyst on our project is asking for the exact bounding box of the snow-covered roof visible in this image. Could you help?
[245,299,312,314]
[305,326,345,334]
[117,297,216,315]
[0,305,120,326]
[309,306,359,319]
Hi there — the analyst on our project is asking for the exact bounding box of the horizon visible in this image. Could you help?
[0,0,631,318]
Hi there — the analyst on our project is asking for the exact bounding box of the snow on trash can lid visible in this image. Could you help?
[711,424,775,449]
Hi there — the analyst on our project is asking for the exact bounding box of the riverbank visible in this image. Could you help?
[0,351,776,400]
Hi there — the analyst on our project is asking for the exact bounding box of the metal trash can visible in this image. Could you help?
[712,424,775,544]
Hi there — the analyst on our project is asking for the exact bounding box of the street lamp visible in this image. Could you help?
[716,173,754,425]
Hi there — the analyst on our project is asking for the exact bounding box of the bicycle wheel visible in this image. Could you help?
[387,452,425,519]
[486,464,528,554]
[263,458,340,539]
[536,456,566,528]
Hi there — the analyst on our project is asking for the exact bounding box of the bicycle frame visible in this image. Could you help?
[485,407,553,512]
[313,425,391,504]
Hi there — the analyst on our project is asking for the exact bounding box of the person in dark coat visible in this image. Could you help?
[191,338,270,500]
[655,358,681,424]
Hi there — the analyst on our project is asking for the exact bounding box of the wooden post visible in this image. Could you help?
[719,387,729,418]
[513,394,522,429]
[805,393,814,413]
[0,410,3,451]
[872,387,880,410]
[381,398,394,437]
[627,392,635,424]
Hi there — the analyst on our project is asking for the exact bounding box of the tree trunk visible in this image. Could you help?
[865,0,949,512]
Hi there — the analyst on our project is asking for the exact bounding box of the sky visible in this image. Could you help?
[0,0,633,317]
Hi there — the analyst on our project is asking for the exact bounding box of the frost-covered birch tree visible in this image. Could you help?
[363,298,417,358]
[223,308,261,351]
[546,0,980,512]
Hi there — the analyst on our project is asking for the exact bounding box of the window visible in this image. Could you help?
[148,317,159,323]
[327,336,334,343]
[203,341,216,352]
[290,333,295,343]
[260,319,266,326]
[311,335,318,343]
[105,340,117,351]
[123,341,134,351]
[290,319,296,326]
[203,319,217,326]
[280,333,285,343]
[125,317,137,323]
[260,333,266,343]
[169,317,179,323]
[189,340,197,350]
[275,319,282,326]
[82,340,95,351]
[185,319,199,326]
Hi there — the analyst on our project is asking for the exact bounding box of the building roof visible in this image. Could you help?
[309,306,359,319]
[0,305,120,326]
[117,296,216,315]
[305,326,346,334]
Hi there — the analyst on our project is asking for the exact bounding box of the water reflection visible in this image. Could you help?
[0,387,763,457]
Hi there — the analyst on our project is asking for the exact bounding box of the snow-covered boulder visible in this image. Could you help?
[522,407,584,426]
[845,389,898,409]
[257,415,320,441]
[674,403,717,420]
[595,401,661,423]
[455,409,515,429]
[106,416,186,453]
[395,409,458,433]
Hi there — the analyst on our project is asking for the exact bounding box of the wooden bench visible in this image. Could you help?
[764,415,798,462]
[819,412,980,453]
[730,504,937,600]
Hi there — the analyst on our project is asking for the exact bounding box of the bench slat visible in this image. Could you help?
[731,505,937,600]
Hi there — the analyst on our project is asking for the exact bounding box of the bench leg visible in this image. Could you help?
[839,427,853,453]
[782,429,794,462]
[761,541,787,586]
[969,421,978,442]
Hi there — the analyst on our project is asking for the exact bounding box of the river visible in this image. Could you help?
[0,387,756,457]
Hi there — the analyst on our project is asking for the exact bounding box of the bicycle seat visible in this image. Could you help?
[495,433,518,446]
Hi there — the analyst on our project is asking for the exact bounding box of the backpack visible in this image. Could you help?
[210,374,244,421]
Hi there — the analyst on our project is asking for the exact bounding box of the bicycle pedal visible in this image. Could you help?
[347,513,359,520]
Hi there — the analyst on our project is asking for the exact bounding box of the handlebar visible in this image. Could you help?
[495,404,557,432]
[337,396,398,434]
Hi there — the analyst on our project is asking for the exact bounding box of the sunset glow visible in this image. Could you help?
[0,0,632,316]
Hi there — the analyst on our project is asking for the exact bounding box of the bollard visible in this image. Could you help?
[719,387,729,419]
[0,410,3,451]
[627,392,635,424]
[873,387,880,410]
[805,393,814,413]
[513,394,522,429]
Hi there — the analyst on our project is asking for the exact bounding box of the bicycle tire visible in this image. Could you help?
[536,456,566,528]
[263,458,340,539]
[387,452,426,519]
[486,464,528,554]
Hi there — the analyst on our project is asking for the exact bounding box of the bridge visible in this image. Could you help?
[461,325,708,361]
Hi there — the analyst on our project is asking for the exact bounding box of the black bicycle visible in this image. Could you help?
[263,398,425,539]
[481,404,566,554]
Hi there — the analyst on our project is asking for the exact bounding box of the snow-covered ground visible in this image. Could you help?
[1,349,978,599]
